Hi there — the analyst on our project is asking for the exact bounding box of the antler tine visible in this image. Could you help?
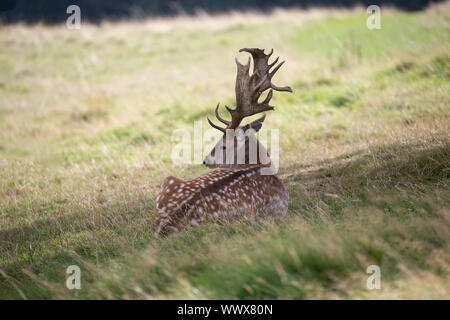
[207,116,226,133]
[261,89,273,105]
[215,103,230,126]
[271,83,293,92]
[235,57,251,73]
[269,60,285,79]
[269,60,293,92]
[225,104,235,114]
[268,56,279,69]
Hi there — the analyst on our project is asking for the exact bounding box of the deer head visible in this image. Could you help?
[203,48,292,169]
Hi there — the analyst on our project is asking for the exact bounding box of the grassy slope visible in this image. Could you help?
[0,5,449,299]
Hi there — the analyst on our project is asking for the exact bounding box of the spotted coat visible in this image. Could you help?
[153,165,288,237]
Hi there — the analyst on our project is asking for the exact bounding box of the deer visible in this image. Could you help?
[153,48,292,237]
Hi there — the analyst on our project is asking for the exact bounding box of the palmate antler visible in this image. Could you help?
[208,48,292,132]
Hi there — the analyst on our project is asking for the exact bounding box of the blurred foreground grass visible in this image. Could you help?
[0,4,449,299]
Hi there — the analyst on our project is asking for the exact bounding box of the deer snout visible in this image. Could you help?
[203,155,215,168]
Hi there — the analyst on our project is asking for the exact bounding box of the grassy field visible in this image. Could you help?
[0,3,449,299]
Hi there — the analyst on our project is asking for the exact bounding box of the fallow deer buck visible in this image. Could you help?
[153,48,292,237]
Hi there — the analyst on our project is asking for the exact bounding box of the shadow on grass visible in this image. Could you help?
[284,141,449,194]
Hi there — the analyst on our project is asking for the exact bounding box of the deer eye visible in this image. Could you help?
[222,145,227,150]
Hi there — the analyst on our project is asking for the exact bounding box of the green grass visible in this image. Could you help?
[0,5,449,299]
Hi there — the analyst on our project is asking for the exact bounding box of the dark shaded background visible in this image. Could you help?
[0,0,444,24]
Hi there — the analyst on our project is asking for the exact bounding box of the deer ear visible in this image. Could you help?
[242,114,266,132]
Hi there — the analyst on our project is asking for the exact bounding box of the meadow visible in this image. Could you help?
[0,3,449,299]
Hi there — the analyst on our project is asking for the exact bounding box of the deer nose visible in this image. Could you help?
[203,160,206,165]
